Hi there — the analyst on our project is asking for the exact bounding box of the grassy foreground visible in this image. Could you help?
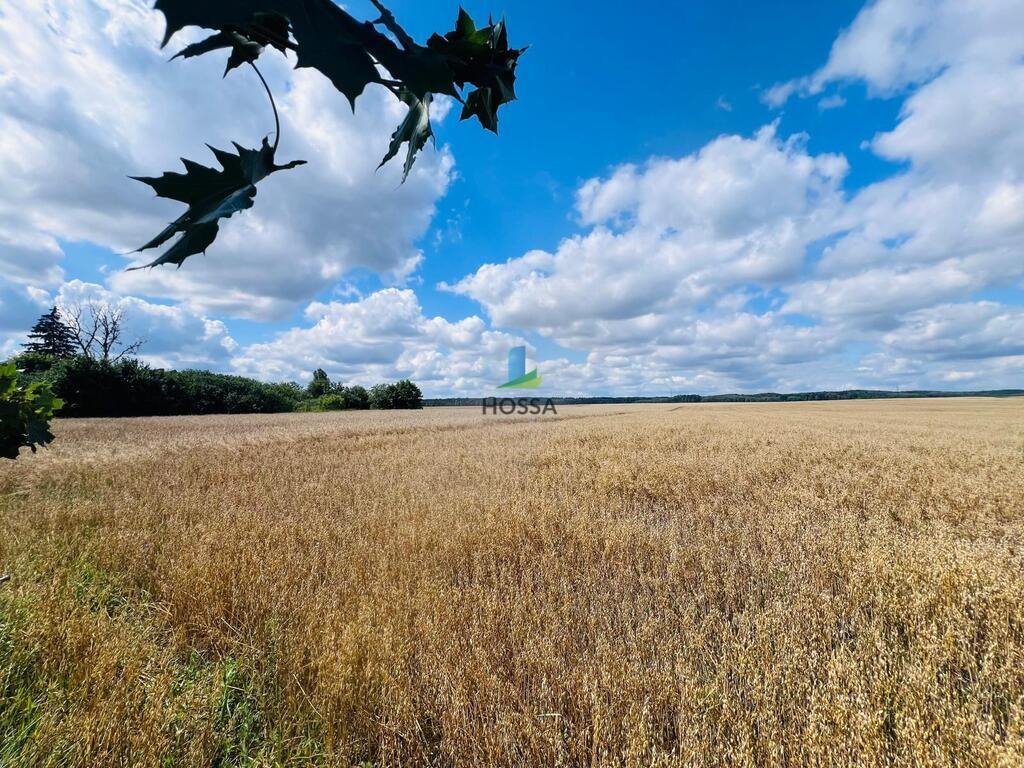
[1,401,1022,766]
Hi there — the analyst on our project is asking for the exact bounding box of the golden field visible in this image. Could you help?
[1,399,1023,767]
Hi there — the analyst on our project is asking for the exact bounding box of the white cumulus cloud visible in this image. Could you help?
[0,0,454,320]
[440,0,1024,393]
[231,288,526,394]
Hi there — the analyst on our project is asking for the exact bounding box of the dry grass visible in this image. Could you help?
[1,400,1023,766]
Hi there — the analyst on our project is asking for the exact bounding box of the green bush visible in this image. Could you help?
[295,386,372,413]
[171,370,301,415]
[332,385,370,410]
[8,352,57,378]
[47,357,172,418]
[46,358,300,418]
[4,354,423,419]
[318,394,348,411]
[368,380,423,410]
[0,362,63,460]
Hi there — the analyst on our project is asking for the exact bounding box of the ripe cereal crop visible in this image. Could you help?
[1,400,1022,766]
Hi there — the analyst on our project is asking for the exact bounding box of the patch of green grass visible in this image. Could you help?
[210,656,330,766]
[1,561,330,767]
[0,593,45,766]
[71,560,132,617]
[213,657,269,766]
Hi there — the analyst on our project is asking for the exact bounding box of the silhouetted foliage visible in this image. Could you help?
[47,358,301,418]
[8,353,420,418]
[129,1,524,270]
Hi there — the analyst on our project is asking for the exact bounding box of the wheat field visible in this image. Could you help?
[1,400,1022,767]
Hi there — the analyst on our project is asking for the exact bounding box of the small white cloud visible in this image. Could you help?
[761,79,802,108]
[818,94,847,111]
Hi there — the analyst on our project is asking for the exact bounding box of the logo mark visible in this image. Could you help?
[499,345,541,389]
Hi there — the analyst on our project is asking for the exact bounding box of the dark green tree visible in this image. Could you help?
[391,379,424,409]
[369,379,423,410]
[368,384,390,410]
[47,358,299,418]
[341,384,370,410]
[307,368,332,398]
[23,307,76,359]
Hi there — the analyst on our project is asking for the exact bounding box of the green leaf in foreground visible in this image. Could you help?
[129,139,305,270]
[0,362,63,460]
[428,9,526,132]
[152,0,525,153]
[379,91,434,181]
[287,0,381,108]
[138,0,525,271]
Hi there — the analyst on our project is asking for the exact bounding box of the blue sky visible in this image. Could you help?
[2,0,1023,395]
[402,2,884,297]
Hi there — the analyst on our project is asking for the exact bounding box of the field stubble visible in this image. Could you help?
[0,400,1023,766]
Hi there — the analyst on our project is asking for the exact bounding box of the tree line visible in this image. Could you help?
[5,305,423,427]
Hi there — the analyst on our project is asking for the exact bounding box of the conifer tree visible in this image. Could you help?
[23,307,76,359]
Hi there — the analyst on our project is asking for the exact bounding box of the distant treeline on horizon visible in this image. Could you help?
[425,390,1024,407]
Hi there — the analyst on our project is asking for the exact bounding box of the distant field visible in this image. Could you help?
[1,401,1023,767]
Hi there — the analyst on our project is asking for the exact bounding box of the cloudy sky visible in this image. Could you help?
[2,0,1023,395]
